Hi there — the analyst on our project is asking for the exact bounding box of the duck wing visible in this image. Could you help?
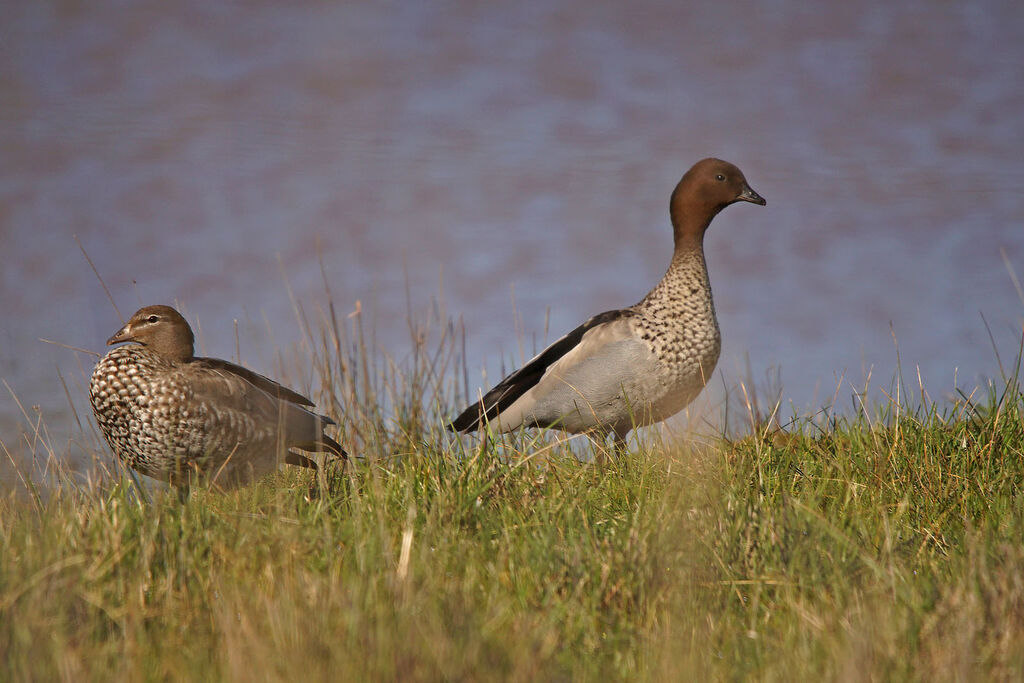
[451,309,634,432]
[186,358,345,459]
[190,357,320,410]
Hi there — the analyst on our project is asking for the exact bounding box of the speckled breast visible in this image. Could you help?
[632,310,721,425]
[631,249,722,424]
[89,346,202,480]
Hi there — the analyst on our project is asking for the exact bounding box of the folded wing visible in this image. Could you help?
[451,309,634,432]
[187,358,347,461]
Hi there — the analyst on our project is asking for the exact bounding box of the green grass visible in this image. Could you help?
[668,378,1024,680]
[3,296,1024,680]
[1,447,683,680]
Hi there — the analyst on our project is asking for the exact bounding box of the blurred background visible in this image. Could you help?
[2,0,1023,474]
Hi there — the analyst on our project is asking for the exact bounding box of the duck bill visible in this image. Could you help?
[738,184,766,206]
[106,323,134,346]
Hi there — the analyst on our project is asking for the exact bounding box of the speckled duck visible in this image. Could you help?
[90,305,345,489]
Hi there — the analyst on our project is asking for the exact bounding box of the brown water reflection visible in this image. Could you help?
[2,0,1023,476]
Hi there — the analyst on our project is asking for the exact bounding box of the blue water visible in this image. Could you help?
[2,0,1023,479]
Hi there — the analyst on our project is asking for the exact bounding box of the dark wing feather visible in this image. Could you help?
[290,434,348,460]
[285,434,349,467]
[450,309,634,432]
[285,452,319,469]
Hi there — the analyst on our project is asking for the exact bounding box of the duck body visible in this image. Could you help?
[90,306,344,488]
[451,158,764,442]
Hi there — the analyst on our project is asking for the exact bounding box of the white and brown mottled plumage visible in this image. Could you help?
[90,305,346,489]
[450,158,766,444]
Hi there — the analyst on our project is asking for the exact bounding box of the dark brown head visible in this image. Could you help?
[106,305,195,361]
[669,158,765,244]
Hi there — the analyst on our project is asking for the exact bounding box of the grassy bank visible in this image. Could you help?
[3,300,1024,680]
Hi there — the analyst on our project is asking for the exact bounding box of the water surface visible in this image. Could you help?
[3,0,1023,477]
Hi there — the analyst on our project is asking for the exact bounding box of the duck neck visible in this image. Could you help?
[639,232,714,317]
[672,227,707,258]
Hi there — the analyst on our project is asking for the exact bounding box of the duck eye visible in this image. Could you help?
[147,315,159,323]
[715,174,726,182]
